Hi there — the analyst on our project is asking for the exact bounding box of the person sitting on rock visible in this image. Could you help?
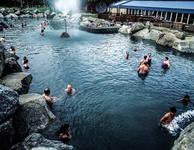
[10,46,16,55]
[43,88,54,109]
[160,107,177,126]
[59,124,72,143]
[22,56,29,69]
[65,84,75,95]
[178,94,191,105]
[162,57,170,70]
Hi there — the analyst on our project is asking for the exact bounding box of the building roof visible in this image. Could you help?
[110,1,194,14]
[110,0,130,7]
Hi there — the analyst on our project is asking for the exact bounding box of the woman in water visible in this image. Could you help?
[162,57,170,70]
[58,124,72,143]
[22,56,29,69]
[42,88,54,109]
[139,55,148,66]
[65,84,75,95]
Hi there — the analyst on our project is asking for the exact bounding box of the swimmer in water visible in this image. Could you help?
[65,84,75,95]
[139,55,148,66]
[138,62,149,76]
[59,124,72,143]
[178,94,191,105]
[147,53,152,66]
[162,57,170,70]
[42,88,54,109]
[10,46,16,55]
[22,56,29,69]
[125,51,129,60]
[160,107,177,126]
[40,29,45,36]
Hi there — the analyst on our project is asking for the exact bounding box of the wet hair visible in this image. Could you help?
[60,124,70,133]
[165,57,169,60]
[144,62,148,65]
[10,46,14,49]
[44,88,50,96]
[170,107,177,113]
[23,56,27,60]
[184,94,190,99]
[144,55,147,59]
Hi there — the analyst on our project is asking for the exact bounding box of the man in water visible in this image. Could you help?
[139,55,148,66]
[162,57,170,70]
[43,88,54,109]
[22,56,29,69]
[178,95,191,105]
[160,107,177,126]
[138,62,149,75]
[59,124,72,143]
[65,84,75,95]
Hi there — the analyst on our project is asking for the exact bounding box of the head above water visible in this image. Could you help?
[44,88,51,96]
[10,46,15,50]
[144,55,147,59]
[23,56,27,60]
[165,57,169,60]
[184,94,190,99]
[170,107,177,114]
[60,123,70,132]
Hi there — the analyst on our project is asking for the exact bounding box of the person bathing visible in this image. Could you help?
[22,56,29,69]
[162,57,170,70]
[42,88,55,109]
[160,107,177,126]
[65,84,75,95]
[58,124,72,143]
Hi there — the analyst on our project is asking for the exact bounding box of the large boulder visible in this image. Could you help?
[130,22,145,34]
[11,133,74,150]
[1,72,32,94]
[172,122,194,150]
[5,13,18,18]
[0,119,15,150]
[133,28,149,38]
[0,22,9,29]
[0,84,19,123]
[3,57,22,76]
[0,47,5,77]
[151,26,185,39]
[0,13,4,18]
[14,10,21,16]
[119,25,131,35]
[20,14,32,18]
[173,36,194,53]
[156,32,178,47]
[12,93,55,140]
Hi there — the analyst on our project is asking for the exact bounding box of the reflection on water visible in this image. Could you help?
[1,19,194,150]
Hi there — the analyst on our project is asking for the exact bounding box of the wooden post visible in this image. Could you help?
[170,12,173,21]
[187,14,190,24]
[181,13,184,23]
[156,11,158,17]
[160,11,163,18]
[165,12,168,20]
[175,13,178,22]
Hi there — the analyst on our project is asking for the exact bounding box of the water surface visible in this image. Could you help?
[1,19,194,150]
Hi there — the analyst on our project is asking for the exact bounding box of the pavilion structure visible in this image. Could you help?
[108,1,194,25]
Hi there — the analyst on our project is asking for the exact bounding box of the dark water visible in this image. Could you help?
[1,19,194,150]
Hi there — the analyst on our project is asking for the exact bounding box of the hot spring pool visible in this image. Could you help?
[2,19,194,150]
